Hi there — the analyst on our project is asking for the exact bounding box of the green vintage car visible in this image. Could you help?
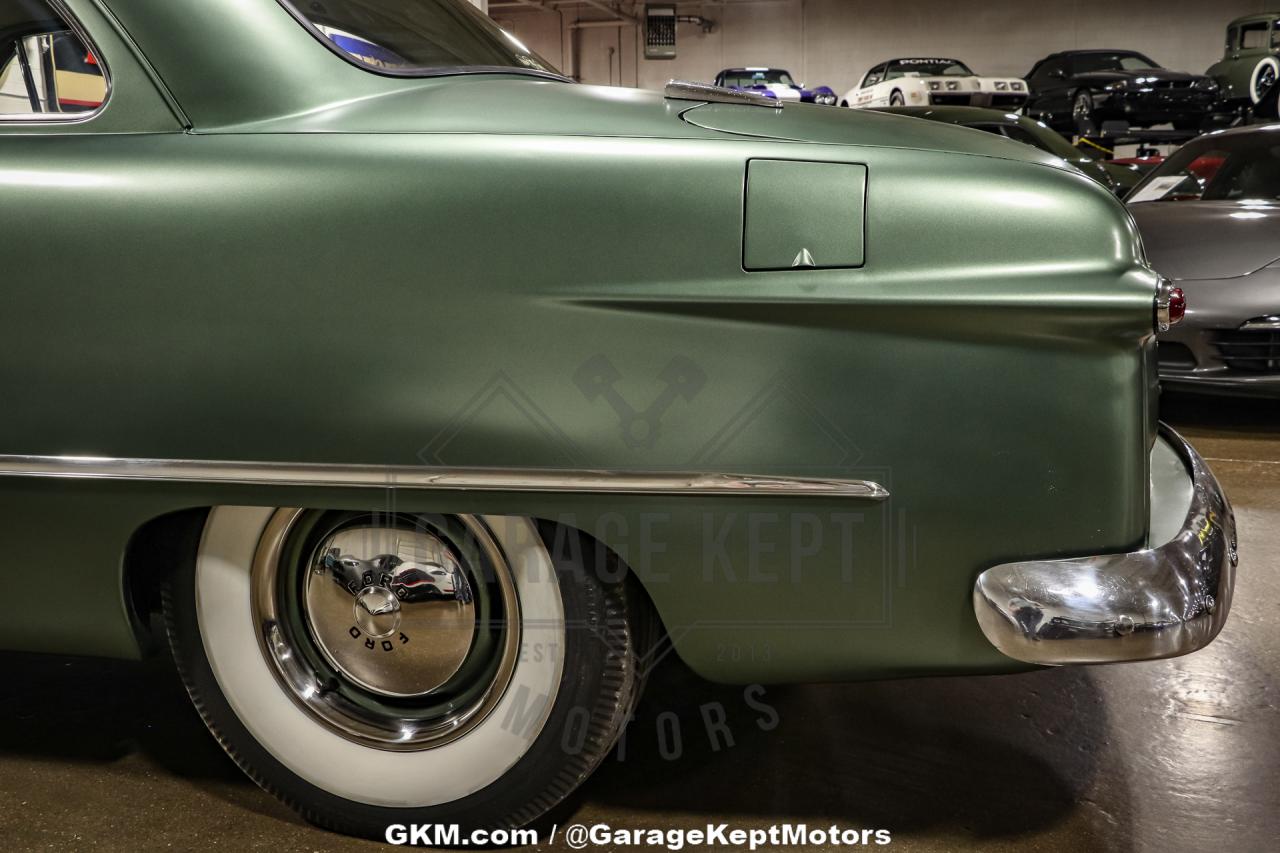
[869,105,1142,196]
[0,0,1237,841]
[1206,14,1280,106]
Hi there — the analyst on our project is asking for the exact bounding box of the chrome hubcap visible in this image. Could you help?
[353,586,401,639]
[304,525,478,697]
[252,509,520,750]
[1258,67,1275,100]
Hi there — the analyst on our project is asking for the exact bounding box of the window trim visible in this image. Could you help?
[0,0,111,125]
[272,0,571,83]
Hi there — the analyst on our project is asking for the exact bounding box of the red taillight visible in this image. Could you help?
[1156,278,1184,331]
[1168,287,1186,326]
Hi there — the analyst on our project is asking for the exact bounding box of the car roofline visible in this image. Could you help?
[1197,122,1280,141]
[1227,13,1277,26]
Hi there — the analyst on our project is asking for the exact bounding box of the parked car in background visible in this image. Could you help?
[1128,124,1280,394]
[1206,14,1280,108]
[1100,150,1165,189]
[871,105,1141,196]
[0,0,1239,842]
[713,67,838,105]
[1025,50,1218,132]
[840,57,1026,109]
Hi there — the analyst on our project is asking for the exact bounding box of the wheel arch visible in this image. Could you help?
[122,507,210,652]
[122,507,666,659]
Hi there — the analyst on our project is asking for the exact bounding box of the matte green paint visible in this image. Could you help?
[743,160,866,270]
[0,0,1160,682]
[868,105,1130,195]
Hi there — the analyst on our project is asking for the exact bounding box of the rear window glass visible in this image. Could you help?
[278,0,557,76]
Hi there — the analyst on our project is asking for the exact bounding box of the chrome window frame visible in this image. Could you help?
[0,0,111,125]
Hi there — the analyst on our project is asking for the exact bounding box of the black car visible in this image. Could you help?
[1024,50,1219,133]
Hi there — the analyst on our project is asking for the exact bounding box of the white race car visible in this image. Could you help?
[841,58,1028,110]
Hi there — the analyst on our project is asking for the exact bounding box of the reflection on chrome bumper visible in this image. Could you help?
[974,425,1237,665]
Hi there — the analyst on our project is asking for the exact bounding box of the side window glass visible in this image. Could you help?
[862,65,883,88]
[1272,22,1280,49]
[1241,22,1268,50]
[0,1,106,119]
[1035,59,1064,82]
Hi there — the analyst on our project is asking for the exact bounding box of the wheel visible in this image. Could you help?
[889,90,905,106]
[840,99,849,108]
[1072,90,1096,133]
[1250,57,1279,104]
[163,507,647,839]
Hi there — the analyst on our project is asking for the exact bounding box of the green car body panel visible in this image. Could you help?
[0,0,1161,683]
[868,105,1141,195]
[1206,13,1280,104]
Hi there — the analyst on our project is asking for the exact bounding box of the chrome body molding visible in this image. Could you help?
[974,425,1237,666]
[1154,276,1177,332]
[0,454,888,499]
[664,80,784,108]
[1240,315,1280,331]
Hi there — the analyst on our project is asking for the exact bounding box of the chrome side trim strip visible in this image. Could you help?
[973,424,1236,666]
[1240,316,1280,331]
[0,454,889,499]
[664,80,784,108]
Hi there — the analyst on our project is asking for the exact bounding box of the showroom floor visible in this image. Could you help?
[0,393,1275,853]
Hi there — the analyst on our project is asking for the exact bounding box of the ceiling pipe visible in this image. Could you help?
[579,0,638,23]
[570,18,630,28]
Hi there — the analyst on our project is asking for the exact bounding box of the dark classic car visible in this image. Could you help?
[713,67,838,105]
[1206,14,1280,108]
[1129,125,1280,394]
[1025,49,1219,132]
[0,0,1237,841]
[871,105,1142,196]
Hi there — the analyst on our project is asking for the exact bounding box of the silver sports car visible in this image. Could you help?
[1128,124,1280,395]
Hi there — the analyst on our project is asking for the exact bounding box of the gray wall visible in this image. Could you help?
[491,0,1280,95]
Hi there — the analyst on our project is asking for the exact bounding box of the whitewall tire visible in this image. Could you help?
[1250,56,1279,104]
[163,507,647,838]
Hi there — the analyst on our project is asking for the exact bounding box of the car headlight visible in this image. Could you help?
[945,80,959,91]
[927,81,940,91]
[1194,78,1220,91]
[1010,81,1024,91]
[1106,80,1127,91]
[995,81,1008,91]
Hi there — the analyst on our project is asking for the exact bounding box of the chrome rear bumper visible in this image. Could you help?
[974,425,1237,665]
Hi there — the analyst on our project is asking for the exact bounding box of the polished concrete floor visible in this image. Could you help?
[0,393,1276,852]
